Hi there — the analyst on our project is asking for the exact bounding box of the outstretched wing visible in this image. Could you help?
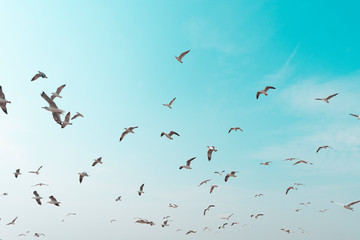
[169,131,180,137]
[179,50,190,60]
[56,84,66,94]
[31,73,41,81]
[41,92,58,108]
[350,113,359,118]
[264,86,275,92]
[120,131,128,141]
[326,93,339,100]
[186,157,196,166]
[52,112,62,125]
[256,91,261,99]
[169,97,176,106]
[348,200,360,206]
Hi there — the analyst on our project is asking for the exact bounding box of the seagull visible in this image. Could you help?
[179,157,196,169]
[218,223,228,229]
[203,227,211,231]
[203,205,215,216]
[210,185,218,193]
[207,146,217,161]
[111,219,116,223]
[32,191,42,205]
[349,113,360,120]
[228,127,243,133]
[175,50,190,63]
[220,213,233,220]
[92,157,103,166]
[78,171,89,183]
[284,157,298,161]
[198,179,211,187]
[19,231,30,237]
[316,145,333,153]
[315,93,339,103]
[163,216,170,219]
[6,217,17,225]
[285,186,298,195]
[256,86,275,99]
[176,229,182,232]
[295,209,302,212]
[162,97,176,109]
[225,171,238,182]
[250,214,264,219]
[1,192,8,196]
[255,194,264,197]
[29,166,43,175]
[161,131,180,140]
[299,228,308,234]
[62,213,76,222]
[185,230,196,235]
[34,233,45,237]
[231,222,239,226]
[31,71,47,81]
[14,169,21,178]
[331,200,360,211]
[138,184,145,196]
[0,86,11,114]
[50,84,66,100]
[293,183,303,186]
[47,195,60,206]
[260,161,271,165]
[61,112,72,128]
[161,220,170,227]
[281,228,291,234]
[41,91,64,125]
[214,170,225,176]
[71,112,84,120]
[293,160,313,165]
[32,183,48,187]
[169,203,178,208]
[300,202,311,206]
[119,126,138,141]
[319,209,328,213]
[115,196,122,201]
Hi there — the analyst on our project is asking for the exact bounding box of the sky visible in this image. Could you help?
[0,0,360,239]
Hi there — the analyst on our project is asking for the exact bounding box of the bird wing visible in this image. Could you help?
[316,146,322,153]
[228,128,234,133]
[41,91,58,108]
[36,198,42,205]
[49,196,56,201]
[0,102,8,114]
[225,174,230,182]
[169,131,180,137]
[56,84,66,94]
[79,175,83,183]
[348,200,360,206]
[64,112,71,122]
[92,161,97,167]
[71,113,80,120]
[31,73,41,81]
[52,112,62,125]
[169,97,176,106]
[350,113,359,117]
[186,157,196,166]
[160,132,165,137]
[33,191,39,197]
[120,131,128,141]
[0,86,5,99]
[207,149,212,161]
[326,93,339,100]
[264,86,275,92]
[37,166,43,172]
[314,98,323,100]
[140,184,144,191]
[256,91,261,99]
[286,187,292,195]
[179,50,190,60]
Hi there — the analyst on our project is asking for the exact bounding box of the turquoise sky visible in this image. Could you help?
[0,1,359,239]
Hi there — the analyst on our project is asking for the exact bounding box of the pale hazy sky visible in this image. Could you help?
[0,1,359,239]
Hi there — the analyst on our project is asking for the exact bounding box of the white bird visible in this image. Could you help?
[119,126,138,141]
[92,157,103,167]
[293,160,313,165]
[316,145,333,153]
[41,91,64,125]
[210,185,218,193]
[61,112,72,128]
[138,184,145,196]
[29,166,43,175]
[161,131,180,140]
[207,146,217,161]
[179,157,196,169]
[349,113,360,119]
[175,50,190,63]
[169,203,178,208]
[228,127,243,133]
[281,228,291,234]
[71,112,84,120]
[32,183,49,187]
[214,170,225,176]
[47,195,60,206]
[50,84,66,100]
[225,171,238,182]
[220,213,233,220]
[198,179,211,187]
[331,200,360,211]
[0,86,11,114]
[315,93,339,103]
[6,216,17,225]
[78,171,89,183]
[14,169,21,178]
[260,161,271,165]
[256,86,275,99]
[32,191,42,205]
[162,97,176,109]
[204,205,215,216]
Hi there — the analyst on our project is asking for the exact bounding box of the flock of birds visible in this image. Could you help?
[0,49,359,239]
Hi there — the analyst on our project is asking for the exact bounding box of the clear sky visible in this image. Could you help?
[0,0,359,239]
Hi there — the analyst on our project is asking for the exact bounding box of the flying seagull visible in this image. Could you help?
[319,209,328,213]
[61,112,72,128]
[293,160,313,165]
[14,169,21,178]
[179,157,196,169]
[115,196,122,201]
[175,50,190,63]
[119,126,138,141]
[214,170,225,176]
[255,194,264,197]
[331,200,360,211]
[0,86,11,114]
[162,97,176,109]
[203,205,215,216]
[260,161,271,166]
[225,171,238,182]
[34,233,45,237]
[31,71,47,81]
[41,91,64,125]
[92,157,103,167]
[300,202,311,206]
[220,213,233,220]
[228,127,243,133]
[349,113,360,120]
[6,217,18,225]
[47,195,60,206]
[315,93,339,103]
[51,84,66,100]
[29,166,43,175]
[78,171,89,183]
[32,191,42,205]
[198,179,211,187]
[161,131,180,140]
[32,183,49,187]
[285,186,298,195]
[207,146,217,161]
[316,145,333,153]
[250,214,264,219]
[138,184,145,196]
[281,228,291,234]
[169,203,178,208]
[161,220,170,227]
[71,112,84,120]
[185,230,196,235]
[210,185,218,193]
[284,157,298,161]
[256,86,275,99]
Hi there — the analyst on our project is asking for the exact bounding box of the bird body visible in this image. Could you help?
[138,183,145,196]
[71,112,84,120]
[228,127,243,133]
[163,97,176,109]
[204,205,215,216]
[256,86,275,99]
[47,196,60,206]
[51,84,66,100]
[349,113,360,119]
[31,71,47,81]
[285,186,298,195]
[315,93,339,103]
[331,200,360,211]
[207,146,217,161]
[32,191,42,205]
[161,131,180,140]
[92,157,103,166]
[210,185,218,193]
[0,86,11,114]
[198,179,211,187]
[29,166,43,175]
[120,126,138,141]
[179,157,195,169]
[14,169,21,178]
[78,171,89,183]
[316,145,332,153]
[61,112,72,128]
[225,171,238,182]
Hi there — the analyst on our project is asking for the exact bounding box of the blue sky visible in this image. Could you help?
[0,0,359,239]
